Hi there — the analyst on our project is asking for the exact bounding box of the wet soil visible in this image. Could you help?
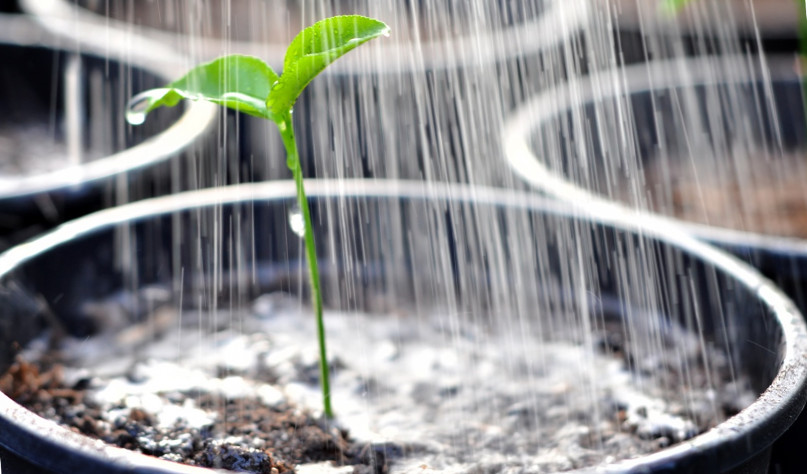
[0,357,391,473]
[632,153,807,239]
[0,290,756,473]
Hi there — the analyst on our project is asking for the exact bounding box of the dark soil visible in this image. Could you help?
[0,288,758,473]
[0,357,395,473]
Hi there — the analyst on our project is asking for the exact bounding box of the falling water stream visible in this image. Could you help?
[2,0,801,472]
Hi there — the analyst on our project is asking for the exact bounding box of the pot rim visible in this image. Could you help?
[20,0,591,73]
[1,178,806,473]
[0,14,217,200]
[502,53,807,257]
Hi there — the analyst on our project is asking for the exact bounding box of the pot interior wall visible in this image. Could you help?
[0,43,181,175]
[0,194,784,400]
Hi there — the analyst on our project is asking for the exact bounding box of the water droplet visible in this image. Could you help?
[125,110,146,126]
[125,88,170,125]
[288,206,305,238]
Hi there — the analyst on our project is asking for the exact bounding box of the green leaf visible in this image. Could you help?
[268,15,389,117]
[127,55,279,124]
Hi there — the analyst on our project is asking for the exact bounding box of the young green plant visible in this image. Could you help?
[125,15,389,419]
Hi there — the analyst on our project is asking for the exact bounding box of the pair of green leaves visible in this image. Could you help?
[127,14,389,420]
[129,15,389,125]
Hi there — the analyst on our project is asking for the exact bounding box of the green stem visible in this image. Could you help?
[278,113,333,419]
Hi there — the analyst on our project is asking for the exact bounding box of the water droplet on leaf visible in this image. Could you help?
[125,88,170,125]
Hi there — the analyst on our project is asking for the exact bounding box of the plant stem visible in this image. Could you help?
[278,113,333,419]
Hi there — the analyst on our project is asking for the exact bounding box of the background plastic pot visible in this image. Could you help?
[0,179,805,473]
[503,53,807,472]
[505,53,807,308]
[0,14,216,251]
[21,0,592,186]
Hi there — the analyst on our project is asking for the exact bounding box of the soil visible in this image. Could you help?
[628,153,807,239]
[1,289,756,473]
[0,358,386,473]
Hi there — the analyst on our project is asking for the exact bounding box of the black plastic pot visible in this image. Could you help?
[22,0,592,185]
[505,53,807,308]
[0,179,806,473]
[0,14,216,251]
[504,54,807,472]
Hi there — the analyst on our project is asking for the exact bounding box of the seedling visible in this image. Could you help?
[126,15,389,419]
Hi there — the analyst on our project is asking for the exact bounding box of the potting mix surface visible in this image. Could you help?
[1,289,755,473]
